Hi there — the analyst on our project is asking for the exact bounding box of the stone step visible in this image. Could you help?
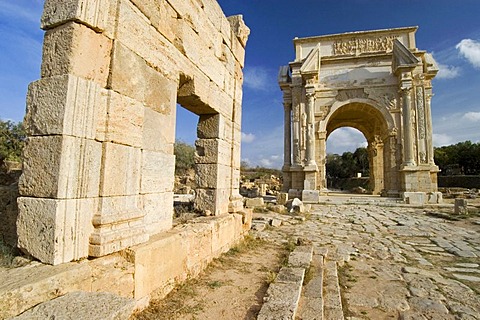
[257,246,313,320]
[10,291,135,320]
[323,260,345,320]
[295,251,325,320]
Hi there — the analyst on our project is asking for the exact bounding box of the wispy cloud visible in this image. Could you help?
[462,111,480,122]
[241,132,256,143]
[456,39,480,69]
[433,133,454,147]
[433,111,480,146]
[436,62,460,79]
[243,66,275,91]
[241,125,283,168]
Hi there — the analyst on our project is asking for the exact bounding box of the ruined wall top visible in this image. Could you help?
[293,26,418,61]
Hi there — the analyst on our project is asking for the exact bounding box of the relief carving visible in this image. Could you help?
[336,88,368,101]
[416,86,426,139]
[317,105,331,121]
[333,35,398,56]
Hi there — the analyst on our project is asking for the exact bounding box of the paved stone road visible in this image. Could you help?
[255,204,480,319]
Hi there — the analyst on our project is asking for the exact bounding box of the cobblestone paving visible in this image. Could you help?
[256,204,480,319]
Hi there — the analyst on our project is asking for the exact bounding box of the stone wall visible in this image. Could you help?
[18,0,249,265]
[0,171,21,247]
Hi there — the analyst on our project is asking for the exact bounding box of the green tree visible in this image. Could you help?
[0,119,25,162]
[174,141,195,175]
[434,141,480,175]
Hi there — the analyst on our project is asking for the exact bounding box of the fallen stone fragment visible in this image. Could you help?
[452,274,480,282]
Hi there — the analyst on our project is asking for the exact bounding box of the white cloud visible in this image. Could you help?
[456,39,480,69]
[243,66,274,91]
[241,125,284,169]
[436,62,461,79]
[462,111,480,122]
[241,132,256,143]
[433,133,454,147]
[327,127,367,154]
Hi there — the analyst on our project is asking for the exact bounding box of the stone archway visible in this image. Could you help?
[279,27,442,204]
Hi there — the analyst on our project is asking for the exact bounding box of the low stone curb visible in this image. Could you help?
[257,245,313,320]
[323,261,344,320]
[9,291,135,320]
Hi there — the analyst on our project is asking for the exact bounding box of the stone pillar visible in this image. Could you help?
[401,85,415,167]
[283,101,292,168]
[317,131,327,191]
[305,87,316,167]
[291,86,302,166]
[425,91,435,164]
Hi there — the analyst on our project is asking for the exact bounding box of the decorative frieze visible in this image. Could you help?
[333,35,398,56]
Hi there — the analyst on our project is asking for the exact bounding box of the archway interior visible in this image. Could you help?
[323,102,389,194]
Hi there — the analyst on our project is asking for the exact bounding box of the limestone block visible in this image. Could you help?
[141,150,175,194]
[0,261,92,319]
[96,195,143,218]
[101,90,144,147]
[245,197,265,208]
[183,223,213,276]
[428,192,443,204]
[228,28,246,67]
[195,188,230,216]
[115,0,182,80]
[277,193,289,206]
[99,143,141,197]
[227,15,250,48]
[89,254,135,298]
[454,198,468,215]
[302,190,320,203]
[25,75,107,139]
[19,136,102,199]
[210,215,238,255]
[17,197,96,265]
[41,0,116,36]
[195,163,231,189]
[195,138,232,166]
[231,168,241,190]
[109,41,177,114]
[11,291,136,320]
[197,113,230,139]
[143,192,174,236]
[129,230,189,300]
[42,22,112,86]
[130,0,179,44]
[403,192,426,205]
[143,107,175,153]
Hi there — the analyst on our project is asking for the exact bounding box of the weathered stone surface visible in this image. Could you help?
[276,192,288,206]
[140,150,175,194]
[42,22,112,86]
[11,291,135,320]
[257,281,303,320]
[142,192,174,236]
[454,198,468,215]
[245,197,265,208]
[289,245,314,268]
[25,75,107,139]
[17,197,96,265]
[0,261,91,319]
[19,135,102,199]
[302,190,320,203]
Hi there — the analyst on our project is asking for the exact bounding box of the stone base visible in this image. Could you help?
[288,189,302,199]
[428,192,443,204]
[402,192,426,205]
[301,190,320,203]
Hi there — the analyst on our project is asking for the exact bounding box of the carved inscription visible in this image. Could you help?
[336,88,368,101]
[333,35,398,56]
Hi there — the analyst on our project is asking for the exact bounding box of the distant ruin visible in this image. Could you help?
[279,27,442,204]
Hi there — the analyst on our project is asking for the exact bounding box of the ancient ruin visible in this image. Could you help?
[279,27,442,204]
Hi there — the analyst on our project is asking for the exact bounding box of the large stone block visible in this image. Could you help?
[195,188,230,216]
[19,136,102,199]
[141,150,175,194]
[195,138,232,166]
[143,192,174,236]
[143,106,176,153]
[100,90,144,147]
[109,41,177,114]
[17,197,96,265]
[25,75,107,139]
[197,113,230,139]
[183,223,213,276]
[41,22,112,86]
[41,0,117,36]
[99,143,141,197]
[195,163,231,189]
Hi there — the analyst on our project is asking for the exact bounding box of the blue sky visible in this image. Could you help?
[1,0,480,169]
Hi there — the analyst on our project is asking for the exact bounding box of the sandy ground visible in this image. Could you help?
[131,236,289,320]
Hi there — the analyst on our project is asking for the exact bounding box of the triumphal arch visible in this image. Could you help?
[279,27,442,204]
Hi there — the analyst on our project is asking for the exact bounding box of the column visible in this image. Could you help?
[283,101,292,167]
[292,86,302,166]
[401,85,415,166]
[305,86,316,167]
[425,92,435,164]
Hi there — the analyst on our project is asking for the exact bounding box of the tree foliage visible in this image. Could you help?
[434,141,480,175]
[0,119,26,162]
[326,147,370,179]
[174,141,195,175]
